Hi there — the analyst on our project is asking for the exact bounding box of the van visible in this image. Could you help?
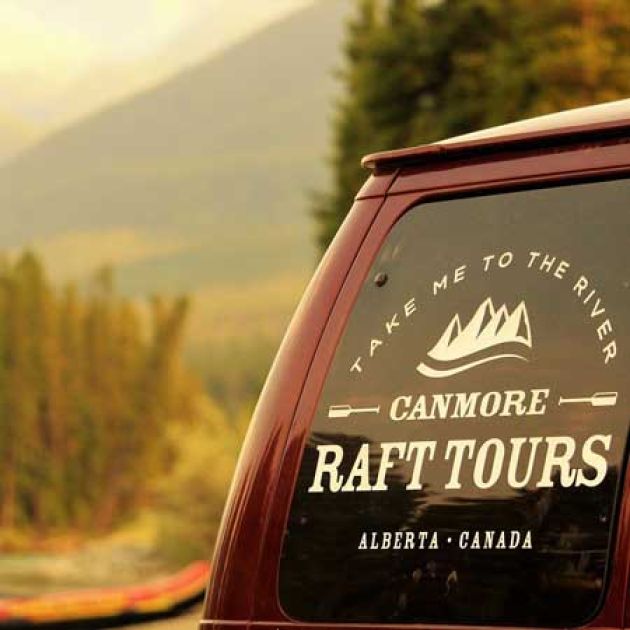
[201,100,630,630]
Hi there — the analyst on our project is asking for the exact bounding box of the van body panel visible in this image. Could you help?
[363,116,630,173]
[257,158,630,628]
[362,100,630,172]
[255,191,421,622]
[356,171,399,199]
[203,195,387,622]
[202,112,630,630]
[389,141,630,196]
[440,99,630,145]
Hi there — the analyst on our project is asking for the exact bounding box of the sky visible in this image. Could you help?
[0,0,309,130]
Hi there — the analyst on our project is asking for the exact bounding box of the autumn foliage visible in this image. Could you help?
[0,252,196,534]
[314,0,630,249]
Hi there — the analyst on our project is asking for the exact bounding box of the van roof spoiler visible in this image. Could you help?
[362,98,630,172]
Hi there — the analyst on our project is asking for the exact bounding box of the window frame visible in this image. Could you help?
[277,176,630,628]
[251,144,630,630]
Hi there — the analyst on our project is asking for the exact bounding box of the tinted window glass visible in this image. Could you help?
[279,179,630,627]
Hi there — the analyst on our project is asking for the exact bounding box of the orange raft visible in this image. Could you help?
[0,561,210,626]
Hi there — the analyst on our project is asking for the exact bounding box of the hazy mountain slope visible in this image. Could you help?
[40,1,312,132]
[0,0,348,345]
[0,0,346,255]
[0,109,37,163]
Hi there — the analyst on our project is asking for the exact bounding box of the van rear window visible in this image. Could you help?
[279,179,630,627]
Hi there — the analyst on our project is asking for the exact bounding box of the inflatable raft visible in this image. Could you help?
[0,561,210,627]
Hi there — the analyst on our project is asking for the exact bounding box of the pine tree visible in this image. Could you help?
[3,254,44,528]
[0,253,198,535]
[313,0,381,250]
[58,285,88,524]
[519,0,630,115]
[314,0,630,252]
[0,259,14,527]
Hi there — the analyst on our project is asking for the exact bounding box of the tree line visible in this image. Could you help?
[314,0,630,249]
[0,252,197,534]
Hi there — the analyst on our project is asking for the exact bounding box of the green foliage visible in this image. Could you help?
[154,397,251,564]
[186,336,277,420]
[315,0,630,250]
[0,252,197,535]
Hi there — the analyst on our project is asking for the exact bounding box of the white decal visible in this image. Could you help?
[417,297,532,378]
[389,388,549,422]
[349,297,417,374]
[307,435,613,493]
[558,391,618,407]
[328,404,381,419]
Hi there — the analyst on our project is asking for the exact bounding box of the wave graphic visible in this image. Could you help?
[417,353,529,378]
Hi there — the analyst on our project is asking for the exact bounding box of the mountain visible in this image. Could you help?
[39,1,313,133]
[427,298,532,363]
[0,108,37,163]
[0,0,348,343]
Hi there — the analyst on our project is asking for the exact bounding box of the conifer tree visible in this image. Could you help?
[0,253,198,534]
[313,0,380,250]
[315,0,630,251]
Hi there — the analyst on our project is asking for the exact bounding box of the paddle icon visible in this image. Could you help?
[328,404,381,419]
[558,391,618,407]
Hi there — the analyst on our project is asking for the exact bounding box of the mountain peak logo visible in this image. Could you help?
[417,297,533,378]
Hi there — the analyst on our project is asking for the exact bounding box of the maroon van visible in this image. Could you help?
[201,100,630,630]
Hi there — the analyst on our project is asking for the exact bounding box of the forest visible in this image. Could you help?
[314,0,630,248]
[0,253,201,536]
